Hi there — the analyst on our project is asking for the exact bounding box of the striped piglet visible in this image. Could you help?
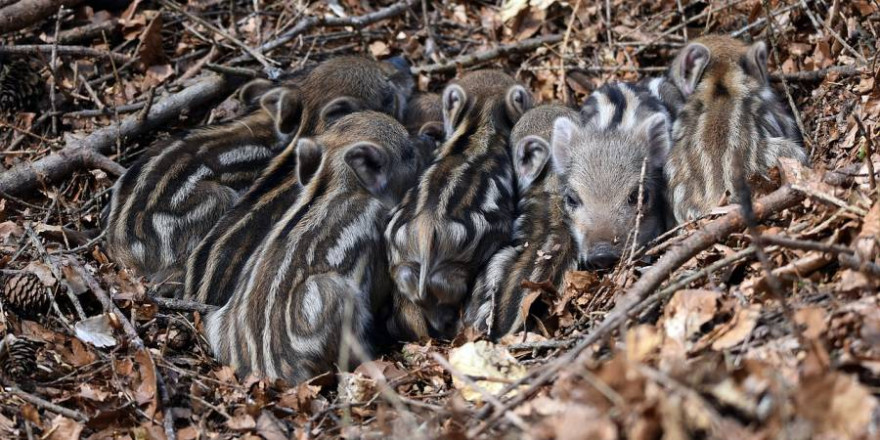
[464,105,579,338]
[205,112,422,383]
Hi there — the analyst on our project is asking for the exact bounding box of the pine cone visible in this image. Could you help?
[0,57,44,113]
[0,335,39,382]
[166,321,193,351]
[2,272,50,317]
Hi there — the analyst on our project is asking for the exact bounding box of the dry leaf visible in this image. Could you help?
[448,341,527,402]
[73,314,118,348]
[47,416,83,440]
[795,307,827,340]
[706,305,761,351]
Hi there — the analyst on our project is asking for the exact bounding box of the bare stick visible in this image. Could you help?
[57,18,119,44]
[0,74,236,196]
[853,114,877,191]
[0,44,131,63]
[772,65,862,82]
[7,386,88,422]
[150,296,219,315]
[230,1,416,65]
[159,0,275,74]
[0,0,82,35]
[414,34,563,75]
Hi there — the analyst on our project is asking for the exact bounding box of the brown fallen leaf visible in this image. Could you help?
[47,415,83,440]
[694,305,761,352]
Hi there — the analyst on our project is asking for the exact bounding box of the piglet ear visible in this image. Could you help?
[239,79,274,105]
[672,42,710,96]
[345,142,391,199]
[417,121,445,144]
[320,97,364,128]
[745,41,769,84]
[514,135,551,190]
[505,85,533,125]
[260,88,304,135]
[442,84,468,138]
[638,113,671,169]
[294,138,323,185]
[550,116,578,175]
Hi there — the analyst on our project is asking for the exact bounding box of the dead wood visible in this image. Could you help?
[413,34,564,74]
[0,75,237,196]
[229,1,417,67]
[0,0,82,35]
[0,44,131,63]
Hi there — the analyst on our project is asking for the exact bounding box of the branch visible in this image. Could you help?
[150,296,218,314]
[230,1,416,66]
[413,34,563,75]
[7,386,88,422]
[0,75,237,196]
[471,184,805,436]
[771,65,862,83]
[0,44,131,63]
[0,0,82,35]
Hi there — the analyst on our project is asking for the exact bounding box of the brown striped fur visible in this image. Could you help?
[205,112,421,383]
[664,35,807,223]
[385,70,532,338]
[464,105,578,338]
[107,56,413,289]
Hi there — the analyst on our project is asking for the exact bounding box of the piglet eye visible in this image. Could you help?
[628,188,640,206]
[564,191,581,209]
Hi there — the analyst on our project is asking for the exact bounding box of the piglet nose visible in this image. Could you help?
[584,244,619,270]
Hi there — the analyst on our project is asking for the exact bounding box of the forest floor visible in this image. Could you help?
[0,0,879,438]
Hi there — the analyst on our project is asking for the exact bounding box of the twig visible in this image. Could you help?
[761,0,811,154]
[137,87,156,123]
[790,183,869,216]
[57,18,119,44]
[771,65,862,82]
[7,386,88,422]
[50,6,62,136]
[0,74,237,196]
[61,103,145,119]
[205,63,261,78]
[729,2,800,38]
[150,297,219,314]
[230,1,416,65]
[558,0,583,104]
[414,34,563,75]
[0,0,83,35]
[0,44,131,63]
[800,0,868,64]
[506,339,574,351]
[159,0,276,75]
[853,114,877,191]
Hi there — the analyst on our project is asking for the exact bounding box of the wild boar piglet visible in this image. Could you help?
[205,111,422,383]
[385,70,532,338]
[464,105,579,338]
[551,82,673,270]
[664,35,807,223]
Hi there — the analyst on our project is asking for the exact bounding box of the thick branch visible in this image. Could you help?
[0,75,237,196]
[413,34,564,75]
[0,0,82,35]
[0,44,131,63]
